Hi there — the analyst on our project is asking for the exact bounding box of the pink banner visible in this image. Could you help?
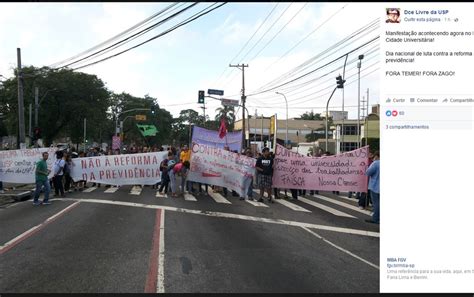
[272,144,369,192]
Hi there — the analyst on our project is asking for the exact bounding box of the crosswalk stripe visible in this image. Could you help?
[130,186,142,196]
[82,187,97,193]
[155,191,167,198]
[207,189,232,204]
[275,198,312,213]
[313,194,372,216]
[245,199,268,207]
[184,193,197,201]
[337,194,359,202]
[297,197,355,218]
[104,187,119,193]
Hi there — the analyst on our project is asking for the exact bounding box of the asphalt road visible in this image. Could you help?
[0,183,379,293]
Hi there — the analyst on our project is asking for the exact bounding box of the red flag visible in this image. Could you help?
[218,117,227,139]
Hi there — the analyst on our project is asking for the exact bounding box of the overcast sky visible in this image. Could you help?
[0,2,381,121]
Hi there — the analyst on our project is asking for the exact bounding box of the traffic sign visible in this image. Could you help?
[221,98,239,107]
[208,89,224,96]
[135,114,147,121]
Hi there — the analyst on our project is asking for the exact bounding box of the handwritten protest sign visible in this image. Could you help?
[0,148,58,183]
[272,144,369,192]
[192,125,242,152]
[187,143,256,197]
[70,151,168,186]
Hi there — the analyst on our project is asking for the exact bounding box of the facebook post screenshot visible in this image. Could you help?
[380,2,474,294]
[0,1,472,295]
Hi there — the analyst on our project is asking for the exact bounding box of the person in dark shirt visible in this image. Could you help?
[255,147,274,203]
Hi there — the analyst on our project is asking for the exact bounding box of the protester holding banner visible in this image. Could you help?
[256,147,274,203]
[365,151,380,224]
[52,150,66,197]
[33,152,51,205]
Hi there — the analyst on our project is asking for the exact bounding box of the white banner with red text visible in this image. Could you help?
[70,151,168,186]
[187,142,256,197]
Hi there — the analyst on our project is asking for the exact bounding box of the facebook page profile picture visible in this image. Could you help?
[386,8,401,23]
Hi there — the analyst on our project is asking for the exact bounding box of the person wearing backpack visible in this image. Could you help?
[53,150,66,197]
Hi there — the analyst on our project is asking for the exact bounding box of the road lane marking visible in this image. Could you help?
[207,189,232,204]
[302,227,379,270]
[184,193,197,201]
[245,199,268,207]
[158,210,165,293]
[145,209,165,293]
[274,198,312,213]
[297,197,355,218]
[104,187,119,193]
[50,198,379,238]
[0,201,81,254]
[313,194,372,216]
[156,191,167,198]
[82,187,97,193]
[130,186,142,196]
[338,194,358,202]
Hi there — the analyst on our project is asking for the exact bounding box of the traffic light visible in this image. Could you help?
[198,90,205,104]
[151,105,156,114]
[336,75,345,88]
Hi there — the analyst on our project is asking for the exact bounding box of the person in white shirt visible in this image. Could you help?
[53,150,66,197]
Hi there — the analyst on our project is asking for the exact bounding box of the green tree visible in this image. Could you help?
[297,110,322,120]
[169,109,204,147]
[214,105,235,131]
[0,66,112,147]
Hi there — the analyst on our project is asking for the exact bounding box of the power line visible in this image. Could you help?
[212,3,279,87]
[71,3,227,71]
[247,66,380,110]
[263,3,348,73]
[255,44,379,100]
[252,18,379,93]
[57,3,199,70]
[246,35,379,97]
[49,3,182,68]
[247,2,308,62]
[219,3,294,90]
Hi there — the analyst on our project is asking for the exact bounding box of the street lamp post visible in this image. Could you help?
[357,54,364,148]
[325,87,338,152]
[275,92,289,148]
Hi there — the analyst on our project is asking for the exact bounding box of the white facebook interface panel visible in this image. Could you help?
[380,2,474,293]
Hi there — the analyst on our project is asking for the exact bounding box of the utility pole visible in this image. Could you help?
[200,103,207,127]
[254,109,257,144]
[83,118,87,151]
[28,103,32,140]
[17,48,25,149]
[361,96,367,147]
[366,88,370,147]
[357,54,364,149]
[229,63,248,151]
[34,87,39,127]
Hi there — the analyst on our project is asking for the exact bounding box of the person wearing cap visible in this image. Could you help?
[386,8,400,23]
[255,147,274,203]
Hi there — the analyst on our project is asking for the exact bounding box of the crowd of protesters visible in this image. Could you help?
[2,141,380,224]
